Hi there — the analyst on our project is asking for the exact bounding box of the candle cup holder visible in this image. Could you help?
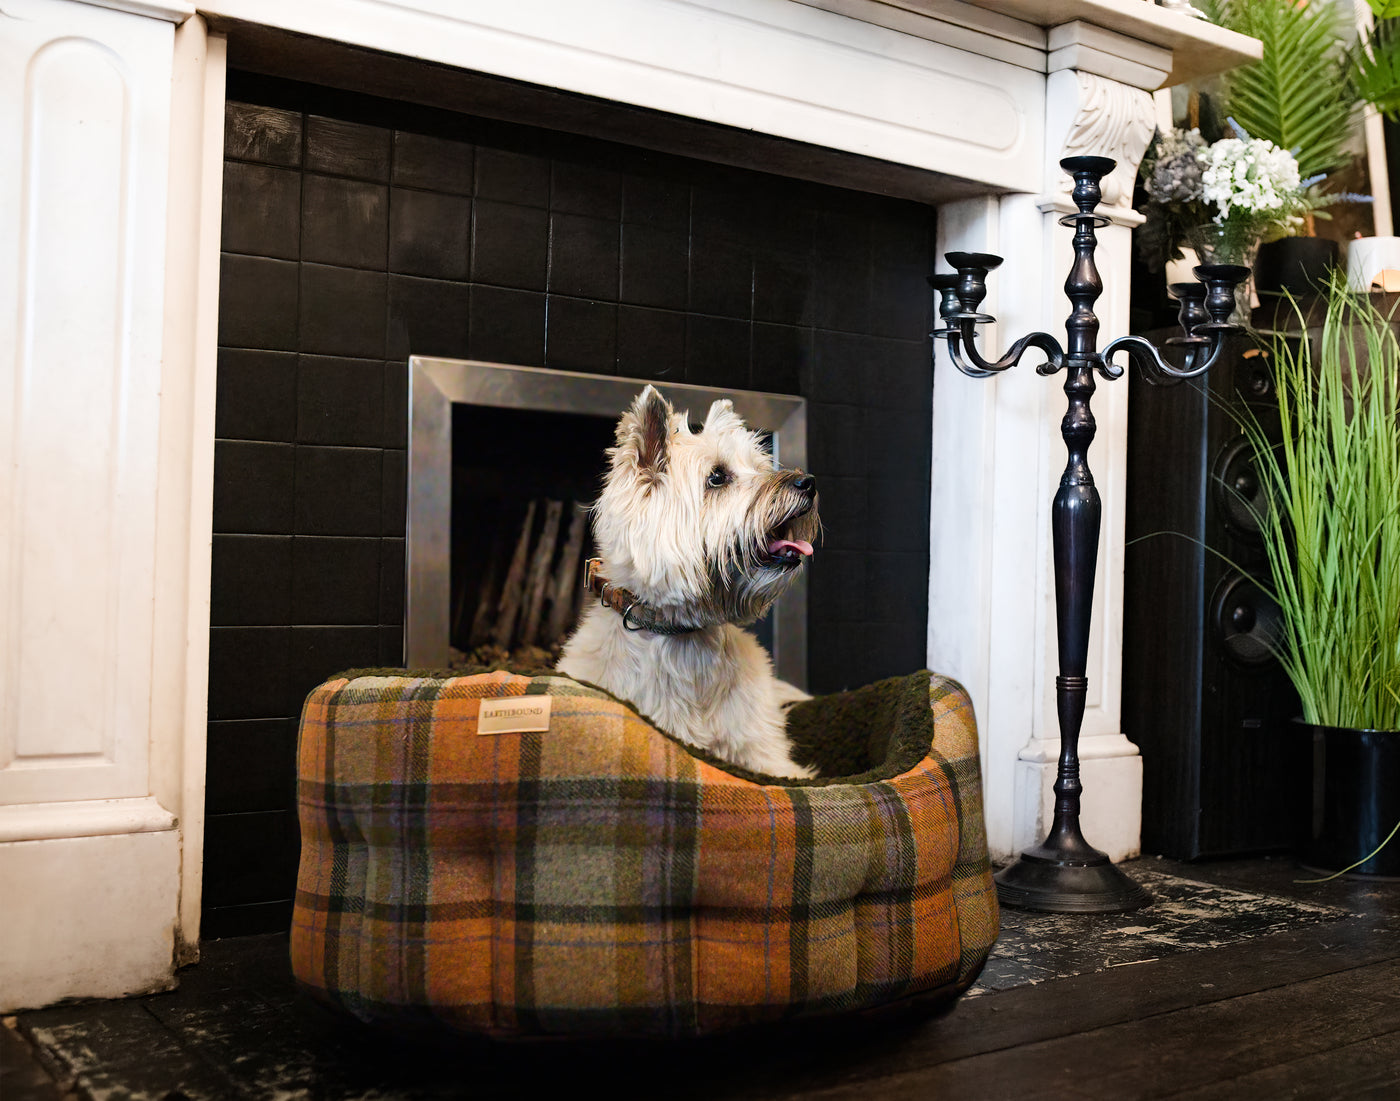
[930,157,1249,913]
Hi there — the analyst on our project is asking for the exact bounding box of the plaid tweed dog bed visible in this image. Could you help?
[291,669,998,1038]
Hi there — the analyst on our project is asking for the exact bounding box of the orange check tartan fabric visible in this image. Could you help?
[291,671,998,1038]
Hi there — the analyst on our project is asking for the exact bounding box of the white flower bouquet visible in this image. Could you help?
[1199,134,1303,235]
[1136,122,1311,272]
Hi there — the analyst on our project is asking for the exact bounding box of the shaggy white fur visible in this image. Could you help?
[557,386,820,778]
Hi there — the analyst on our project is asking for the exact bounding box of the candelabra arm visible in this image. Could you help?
[1100,332,1231,384]
[944,322,1064,379]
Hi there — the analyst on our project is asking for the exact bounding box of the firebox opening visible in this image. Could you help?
[449,404,613,667]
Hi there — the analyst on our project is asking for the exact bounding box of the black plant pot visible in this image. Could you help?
[1296,722,1400,877]
[1255,237,1339,297]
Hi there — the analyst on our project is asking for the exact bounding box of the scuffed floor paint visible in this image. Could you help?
[969,868,1350,996]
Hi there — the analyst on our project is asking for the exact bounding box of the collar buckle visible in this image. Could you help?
[581,557,703,636]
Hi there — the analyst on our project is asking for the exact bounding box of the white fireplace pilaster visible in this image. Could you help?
[0,0,220,1012]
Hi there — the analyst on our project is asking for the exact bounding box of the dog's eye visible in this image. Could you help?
[706,467,730,489]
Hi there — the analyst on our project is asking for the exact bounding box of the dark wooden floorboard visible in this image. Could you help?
[706,921,1400,1101]
[782,959,1400,1101]
[1169,1032,1400,1100]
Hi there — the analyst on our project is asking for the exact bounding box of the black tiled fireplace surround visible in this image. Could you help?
[208,73,935,937]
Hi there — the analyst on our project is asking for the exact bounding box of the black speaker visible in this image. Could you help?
[1123,332,1304,858]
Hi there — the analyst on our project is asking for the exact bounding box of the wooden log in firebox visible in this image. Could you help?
[490,500,536,650]
[519,500,564,646]
[464,544,499,648]
[546,506,589,646]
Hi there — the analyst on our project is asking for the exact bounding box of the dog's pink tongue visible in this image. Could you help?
[769,538,814,558]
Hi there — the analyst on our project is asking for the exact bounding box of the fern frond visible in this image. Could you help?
[1352,20,1400,122]
[1207,0,1354,179]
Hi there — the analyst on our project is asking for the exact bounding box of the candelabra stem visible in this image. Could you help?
[1048,360,1099,855]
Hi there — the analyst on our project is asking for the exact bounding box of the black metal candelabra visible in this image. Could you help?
[930,156,1250,913]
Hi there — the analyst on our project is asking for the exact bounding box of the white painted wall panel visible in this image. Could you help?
[13,39,128,765]
[0,0,171,805]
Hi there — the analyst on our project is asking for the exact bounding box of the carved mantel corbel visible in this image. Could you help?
[1054,72,1157,220]
[1041,22,1167,227]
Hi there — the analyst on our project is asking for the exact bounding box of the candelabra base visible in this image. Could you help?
[995,847,1152,913]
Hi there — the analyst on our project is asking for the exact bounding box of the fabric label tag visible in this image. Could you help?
[478,696,552,734]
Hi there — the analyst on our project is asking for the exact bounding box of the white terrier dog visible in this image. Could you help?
[557,386,820,778]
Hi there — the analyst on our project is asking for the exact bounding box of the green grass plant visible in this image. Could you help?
[1239,278,1400,732]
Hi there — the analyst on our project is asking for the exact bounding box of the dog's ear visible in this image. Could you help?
[703,399,743,435]
[616,385,672,481]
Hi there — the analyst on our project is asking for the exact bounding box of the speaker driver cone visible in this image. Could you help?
[1213,435,1270,540]
[1210,572,1283,666]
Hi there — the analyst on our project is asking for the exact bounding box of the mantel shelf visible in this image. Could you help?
[839,0,1262,87]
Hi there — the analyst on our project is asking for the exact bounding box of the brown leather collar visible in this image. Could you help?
[583,558,708,635]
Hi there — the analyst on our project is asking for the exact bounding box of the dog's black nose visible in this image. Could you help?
[793,473,816,494]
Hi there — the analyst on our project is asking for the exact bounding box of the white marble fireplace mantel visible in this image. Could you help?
[0,0,1258,1010]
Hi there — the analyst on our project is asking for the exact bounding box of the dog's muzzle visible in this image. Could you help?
[762,473,818,568]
